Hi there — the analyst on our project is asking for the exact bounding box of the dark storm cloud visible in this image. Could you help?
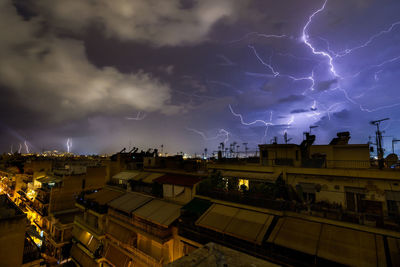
[291,109,309,114]
[315,79,338,91]
[278,95,306,104]
[1,0,400,155]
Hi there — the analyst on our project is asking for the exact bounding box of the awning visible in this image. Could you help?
[112,171,140,181]
[221,171,279,181]
[267,217,321,255]
[72,225,100,254]
[104,243,131,267]
[108,192,153,214]
[317,225,386,267]
[299,183,316,193]
[142,173,165,183]
[85,189,124,205]
[196,204,274,245]
[70,244,98,267]
[131,172,150,181]
[133,199,182,227]
[36,176,62,184]
[387,237,400,266]
[107,220,135,245]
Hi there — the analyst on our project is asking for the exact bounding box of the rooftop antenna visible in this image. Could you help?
[284,131,292,144]
[370,118,389,160]
[309,125,318,134]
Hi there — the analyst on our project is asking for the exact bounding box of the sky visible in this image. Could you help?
[1,0,400,156]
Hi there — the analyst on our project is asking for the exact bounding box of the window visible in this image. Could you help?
[385,191,400,217]
[387,200,399,217]
[238,179,249,190]
[303,192,316,203]
[261,150,269,165]
[345,187,365,212]
[299,183,316,203]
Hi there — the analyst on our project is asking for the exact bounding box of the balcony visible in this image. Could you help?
[108,209,172,241]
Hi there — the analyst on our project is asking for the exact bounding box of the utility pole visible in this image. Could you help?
[370,118,389,160]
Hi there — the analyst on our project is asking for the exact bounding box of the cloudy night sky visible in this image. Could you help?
[1,0,400,155]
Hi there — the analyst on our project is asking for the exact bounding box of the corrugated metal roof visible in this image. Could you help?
[133,199,182,227]
[267,217,321,255]
[112,171,140,180]
[196,204,274,245]
[221,171,279,181]
[108,192,153,214]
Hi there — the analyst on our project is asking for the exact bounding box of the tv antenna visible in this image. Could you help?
[370,118,389,159]
[309,125,318,134]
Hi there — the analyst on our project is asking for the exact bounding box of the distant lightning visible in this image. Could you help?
[248,45,279,77]
[226,0,400,146]
[18,143,22,154]
[66,138,72,153]
[262,111,273,143]
[302,0,339,78]
[336,21,400,57]
[249,45,315,92]
[10,144,13,154]
[186,128,230,145]
[228,32,288,45]
[24,141,30,154]
[229,105,274,127]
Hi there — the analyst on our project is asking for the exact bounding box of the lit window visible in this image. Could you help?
[238,179,249,189]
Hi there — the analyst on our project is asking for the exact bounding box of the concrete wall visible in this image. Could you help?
[0,215,26,267]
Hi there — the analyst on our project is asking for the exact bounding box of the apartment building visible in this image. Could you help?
[206,132,400,230]
[0,194,43,267]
